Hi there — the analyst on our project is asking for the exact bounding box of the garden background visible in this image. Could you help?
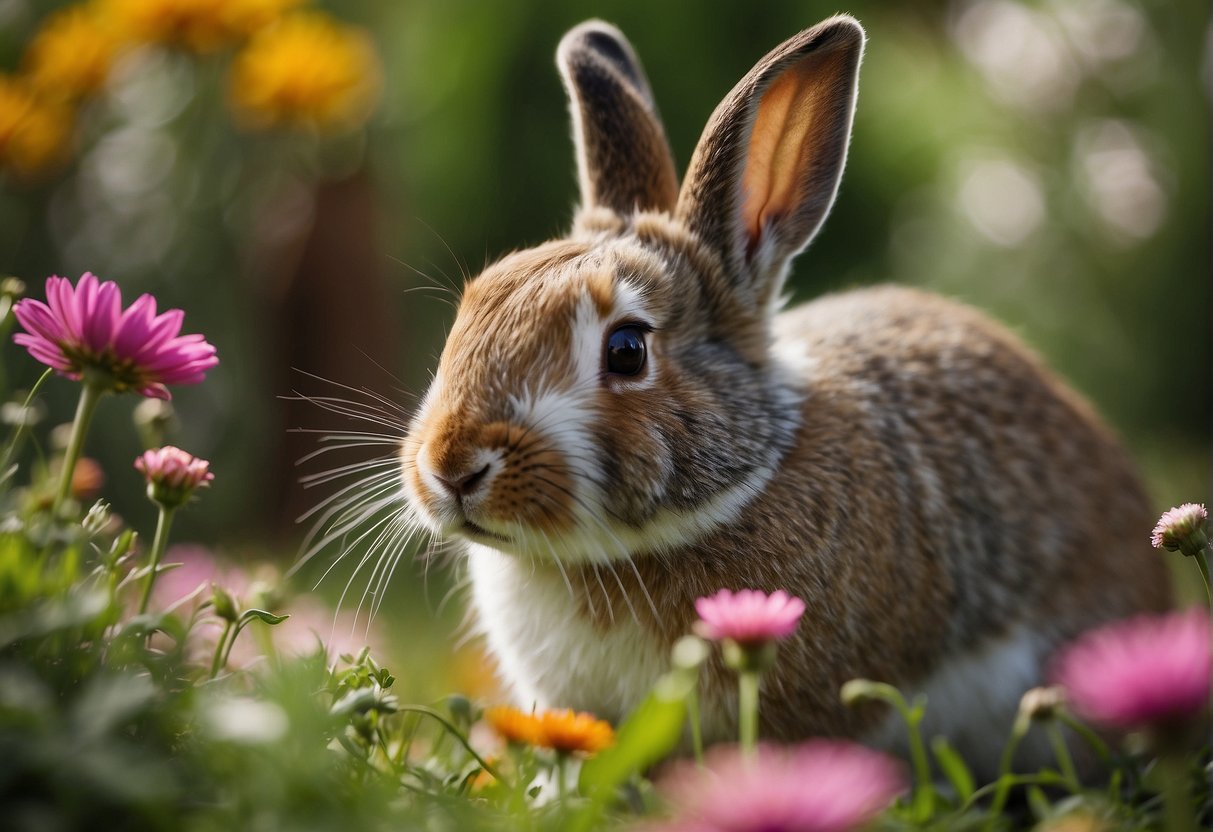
[0,0,1209,706]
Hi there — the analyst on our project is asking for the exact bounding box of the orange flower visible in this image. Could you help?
[485,705,615,756]
[24,4,123,101]
[484,705,541,746]
[70,457,106,500]
[535,709,615,755]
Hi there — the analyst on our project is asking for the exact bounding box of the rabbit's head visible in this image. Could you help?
[402,17,865,563]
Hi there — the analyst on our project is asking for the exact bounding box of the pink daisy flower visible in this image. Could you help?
[1050,608,1211,730]
[655,741,906,832]
[694,588,806,645]
[135,445,214,508]
[13,272,217,399]
[1150,503,1208,556]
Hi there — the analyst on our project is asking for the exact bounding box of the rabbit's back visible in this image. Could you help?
[775,283,1167,626]
[720,284,1172,743]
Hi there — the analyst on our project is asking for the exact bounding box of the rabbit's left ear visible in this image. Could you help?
[677,16,864,311]
[557,21,679,214]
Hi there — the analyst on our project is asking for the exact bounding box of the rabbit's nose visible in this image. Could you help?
[434,463,491,499]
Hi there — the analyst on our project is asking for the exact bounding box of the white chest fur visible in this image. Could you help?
[467,543,668,720]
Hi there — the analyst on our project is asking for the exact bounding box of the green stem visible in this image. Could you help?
[738,670,760,757]
[988,722,1027,819]
[1056,711,1112,766]
[1047,722,1081,791]
[1156,752,1197,832]
[903,705,934,820]
[964,771,1070,813]
[687,686,704,765]
[840,681,935,819]
[556,752,568,802]
[1194,550,1211,608]
[393,705,509,787]
[0,367,52,480]
[51,382,104,519]
[137,506,176,614]
[209,620,234,679]
[219,620,244,670]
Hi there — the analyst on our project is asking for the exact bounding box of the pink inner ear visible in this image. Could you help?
[740,49,847,256]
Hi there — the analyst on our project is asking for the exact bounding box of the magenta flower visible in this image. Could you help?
[1151,503,1208,556]
[135,445,214,508]
[695,588,806,645]
[655,741,906,832]
[1051,608,1211,731]
[13,272,217,399]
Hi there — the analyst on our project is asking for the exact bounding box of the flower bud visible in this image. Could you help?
[211,584,239,623]
[672,634,710,671]
[134,446,214,509]
[840,679,886,707]
[1,278,26,299]
[82,500,111,536]
[1151,503,1209,558]
[1015,685,1067,735]
[133,399,178,450]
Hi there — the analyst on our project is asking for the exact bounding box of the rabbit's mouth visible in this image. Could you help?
[461,519,511,543]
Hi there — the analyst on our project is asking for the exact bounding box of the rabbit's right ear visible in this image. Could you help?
[557,21,679,215]
[676,16,864,313]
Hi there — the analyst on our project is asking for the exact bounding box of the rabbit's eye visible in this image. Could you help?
[605,325,647,376]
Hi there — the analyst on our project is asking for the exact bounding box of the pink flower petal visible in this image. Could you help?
[695,588,806,644]
[658,741,906,832]
[1051,608,1211,730]
[12,273,217,397]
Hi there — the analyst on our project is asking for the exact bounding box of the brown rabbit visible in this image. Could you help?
[398,15,1170,775]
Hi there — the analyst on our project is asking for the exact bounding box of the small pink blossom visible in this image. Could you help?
[135,446,214,508]
[1051,608,1211,730]
[136,446,214,490]
[1150,503,1208,555]
[13,272,217,399]
[694,588,806,644]
[654,741,906,832]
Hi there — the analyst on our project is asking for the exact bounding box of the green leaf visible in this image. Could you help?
[107,529,137,563]
[578,672,691,798]
[931,735,974,803]
[237,608,289,628]
[0,589,109,648]
[1026,784,1052,819]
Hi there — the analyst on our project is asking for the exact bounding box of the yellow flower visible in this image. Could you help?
[220,0,305,38]
[24,4,123,101]
[484,705,541,746]
[535,709,615,755]
[0,77,73,177]
[228,12,379,131]
[102,0,299,52]
[103,0,230,52]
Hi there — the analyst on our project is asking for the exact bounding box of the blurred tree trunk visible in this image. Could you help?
[259,168,403,543]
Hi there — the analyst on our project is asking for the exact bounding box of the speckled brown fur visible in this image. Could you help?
[398,16,1172,774]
